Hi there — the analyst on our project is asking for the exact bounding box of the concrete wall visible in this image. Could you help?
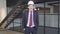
[0,0,7,23]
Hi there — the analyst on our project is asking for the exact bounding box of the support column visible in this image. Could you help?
[0,0,7,23]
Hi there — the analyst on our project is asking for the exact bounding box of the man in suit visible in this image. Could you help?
[22,1,39,34]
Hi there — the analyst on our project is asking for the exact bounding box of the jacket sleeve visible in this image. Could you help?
[35,10,39,30]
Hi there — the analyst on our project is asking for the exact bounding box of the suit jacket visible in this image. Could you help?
[22,9,39,30]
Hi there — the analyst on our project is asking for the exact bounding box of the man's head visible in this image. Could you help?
[27,1,34,11]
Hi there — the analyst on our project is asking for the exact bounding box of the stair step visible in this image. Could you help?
[8,18,13,19]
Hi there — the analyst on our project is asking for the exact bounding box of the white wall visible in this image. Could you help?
[0,0,7,23]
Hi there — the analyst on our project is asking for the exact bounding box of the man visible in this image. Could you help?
[22,1,39,34]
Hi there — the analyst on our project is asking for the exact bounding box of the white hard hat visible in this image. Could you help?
[28,1,34,5]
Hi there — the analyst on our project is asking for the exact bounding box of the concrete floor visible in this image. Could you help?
[9,26,60,34]
[0,30,23,34]
[0,26,60,34]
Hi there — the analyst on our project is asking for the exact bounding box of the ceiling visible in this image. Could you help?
[7,0,59,7]
[48,1,60,6]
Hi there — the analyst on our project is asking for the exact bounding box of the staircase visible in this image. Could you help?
[0,0,26,29]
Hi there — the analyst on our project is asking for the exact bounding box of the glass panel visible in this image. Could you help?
[7,18,22,32]
[35,3,45,34]
[7,22,14,29]
[59,15,60,34]
[39,15,44,26]
[35,3,45,14]
[14,18,21,24]
[45,15,58,27]
[13,23,20,32]
[53,6,59,13]
[45,0,59,34]
[59,1,60,34]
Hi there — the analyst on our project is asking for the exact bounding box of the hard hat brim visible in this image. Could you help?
[28,4,34,5]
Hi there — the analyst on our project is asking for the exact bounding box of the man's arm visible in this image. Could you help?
[35,10,39,30]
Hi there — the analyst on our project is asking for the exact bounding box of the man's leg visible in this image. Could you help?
[24,28,30,34]
[31,28,37,34]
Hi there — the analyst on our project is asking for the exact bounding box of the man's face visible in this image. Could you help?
[28,4,34,10]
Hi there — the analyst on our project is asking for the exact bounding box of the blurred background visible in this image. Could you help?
[0,0,60,34]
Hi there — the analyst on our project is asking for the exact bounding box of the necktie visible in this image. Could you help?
[29,11,32,27]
